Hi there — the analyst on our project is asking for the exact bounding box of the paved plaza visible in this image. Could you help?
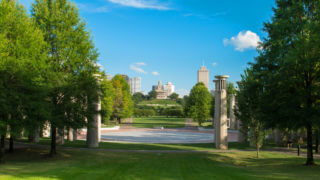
[101,129,238,143]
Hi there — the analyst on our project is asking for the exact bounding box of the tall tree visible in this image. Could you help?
[148,90,157,100]
[168,93,179,101]
[111,75,133,124]
[236,69,266,158]
[186,83,211,126]
[31,0,99,155]
[0,0,48,158]
[242,0,320,165]
[101,76,115,124]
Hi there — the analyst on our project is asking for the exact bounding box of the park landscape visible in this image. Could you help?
[1,0,320,179]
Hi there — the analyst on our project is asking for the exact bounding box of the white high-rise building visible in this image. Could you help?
[129,77,141,95]
[165,82,175,96]
[197,66,209,90]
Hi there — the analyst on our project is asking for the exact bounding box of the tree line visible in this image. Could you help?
[235,0,320,165]
[0,0,133,163]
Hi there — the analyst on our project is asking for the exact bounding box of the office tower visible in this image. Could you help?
[165,82,175,96]
[197,66,209,90]
[129,77,141,95]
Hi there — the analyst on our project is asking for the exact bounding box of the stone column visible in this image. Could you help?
[214,75,229,150]
[86,74,102,148]
[68,128,74,142]
[229,94,236,130]
[73,129,78,141]
[56,128,65,145]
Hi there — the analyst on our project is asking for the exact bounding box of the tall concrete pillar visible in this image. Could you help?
[229,94,236,130]
[214,75,229,150]
[86,98,101,148]
[68,128,74,142]
[86,74,101,148]
[73,129,78,141]
[56,128,65,145]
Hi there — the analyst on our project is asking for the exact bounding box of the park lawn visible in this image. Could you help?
[1,147,320,180]
[132,117,186,128]
[18,138,255,151]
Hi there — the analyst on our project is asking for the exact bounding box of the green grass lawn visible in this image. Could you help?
[132,117,186,128]
[18,138,256,151]
[1,146,320,180]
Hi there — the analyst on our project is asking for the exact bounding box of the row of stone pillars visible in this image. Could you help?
[213,76,245,150]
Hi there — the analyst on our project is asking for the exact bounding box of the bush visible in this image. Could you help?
[134,108,156,117]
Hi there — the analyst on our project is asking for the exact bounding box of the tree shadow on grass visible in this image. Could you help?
[2,148,320,180]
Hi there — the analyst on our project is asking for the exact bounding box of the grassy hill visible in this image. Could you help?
[137,99,181,107]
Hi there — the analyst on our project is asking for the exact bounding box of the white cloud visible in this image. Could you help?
[130,65,147,74]
[152,71,160,76]
[212,62,217,67]
[175,89,190,97]
[135,62,146,66]
[223,30,261,52]
[108,0,170,10]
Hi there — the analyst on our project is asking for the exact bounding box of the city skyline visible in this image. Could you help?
[20,0,275,96]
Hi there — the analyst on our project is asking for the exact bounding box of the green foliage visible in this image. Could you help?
[132,92,146,104]
[0,0,48,141]
[101,77,115,124]
[111,75,134,122]
[185,83,211,125]
[133,108,155,117]
[148,90,157,100]
[168,93,179,100]
[237,0,320,164]
[31,0,99,153]
[162,108,184,117]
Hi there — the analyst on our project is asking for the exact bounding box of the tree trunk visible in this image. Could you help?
[50,125,57,156]
[257,144,260,159]
[32,128,40,143]
[0,135,5,163]
[306,124,314,165]
[9,135,14,153]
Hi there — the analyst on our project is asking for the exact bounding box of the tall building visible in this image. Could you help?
[165,82,175,96]
[197,66,209,90]
[153,80,167,99]
[129,77,141,95]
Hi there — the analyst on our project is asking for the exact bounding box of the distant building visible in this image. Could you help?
[165,82,175,96]
[106,74,113,81]
[153,81,167,99]
[129,77,141,95]
[120,74,130,82]
[197,66,209,90]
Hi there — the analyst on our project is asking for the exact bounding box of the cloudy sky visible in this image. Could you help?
[20,0,275,96]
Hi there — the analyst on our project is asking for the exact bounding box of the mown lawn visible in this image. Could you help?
[0,147,319,180]
[132,117,186,128]
[18,138,256,151]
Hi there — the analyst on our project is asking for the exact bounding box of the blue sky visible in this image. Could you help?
[20,0,275,96]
